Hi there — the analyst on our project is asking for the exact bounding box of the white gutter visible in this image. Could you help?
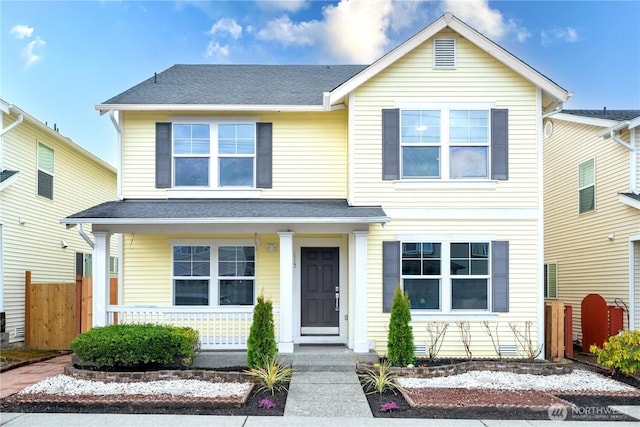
[0,106,23,136]
[77,223,95,249]
[63,216,391,226]
[109,111,123,199]
[542,103,564,119]
[598,122,634,151]
[96,103,330,115]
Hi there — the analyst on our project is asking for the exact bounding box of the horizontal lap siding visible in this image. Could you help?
[351,30,539,209]
[2,112,116,341]
[122,233,281,306]
[121,111,347,199]
[544,120,638,339]
[366,220,540,357]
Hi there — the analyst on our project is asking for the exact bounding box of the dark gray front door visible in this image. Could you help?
[301,247,339,335]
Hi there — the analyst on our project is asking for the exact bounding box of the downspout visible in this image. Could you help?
[77,224,94,249]
[109,111,123,200]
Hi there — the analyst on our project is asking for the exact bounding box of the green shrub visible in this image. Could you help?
[246,295,277,369]
[387,285,415,367]
[71,323,200,369]
[590,330,640,375]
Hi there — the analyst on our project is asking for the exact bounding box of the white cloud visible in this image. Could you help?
[207,18,243,39]
[10,24,34,39]
[441,0,529,42]
[21,36,45,67]
[205,41,230,58]
[541,27,579,45]
[258,0,307,12]
[256,0,394,63]
[256,15,319,46]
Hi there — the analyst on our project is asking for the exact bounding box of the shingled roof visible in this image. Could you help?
[62,198,388,225]
[561,110,640,122]
[101,64,367,107]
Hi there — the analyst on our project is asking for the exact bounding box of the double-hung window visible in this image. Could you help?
[171,122,256,188]
[400,241,491,311]
[400,109,489,179]
[383,107,507,181]
[172,243,255,306]
[37,142,54,199]
[578,158,595,214]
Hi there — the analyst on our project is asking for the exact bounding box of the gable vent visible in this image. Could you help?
[434,38,456,69]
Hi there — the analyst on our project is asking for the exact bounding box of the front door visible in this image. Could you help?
[300,247,339,335]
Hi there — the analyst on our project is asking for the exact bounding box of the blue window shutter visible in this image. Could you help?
[382,109,400,180]
[491,109,508,180]
[256,122,273,189]
[491,240,509,312]
[156,122,172,188]
[383,241,400,313]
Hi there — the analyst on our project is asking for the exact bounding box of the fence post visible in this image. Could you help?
[24,271,32,347]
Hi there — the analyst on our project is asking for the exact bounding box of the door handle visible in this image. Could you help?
[335,286,339,311]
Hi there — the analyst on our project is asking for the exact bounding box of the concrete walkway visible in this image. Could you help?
[284,345,376,417]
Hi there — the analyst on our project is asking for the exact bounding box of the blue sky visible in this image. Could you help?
[2,0,639,166]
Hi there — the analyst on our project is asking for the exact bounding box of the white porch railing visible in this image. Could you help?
[106,305,280,350]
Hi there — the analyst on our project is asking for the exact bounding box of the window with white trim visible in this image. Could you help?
[37,142,54,199]
[401,241,490,311]
[401,109,489,179]
[172,122,256,188]
[172,243,255,306]
[578,158,595,214]
[544,263,558,299]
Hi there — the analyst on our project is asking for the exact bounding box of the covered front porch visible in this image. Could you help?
[63,199,388,353]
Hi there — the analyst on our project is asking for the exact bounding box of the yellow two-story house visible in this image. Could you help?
[64,14,570,358]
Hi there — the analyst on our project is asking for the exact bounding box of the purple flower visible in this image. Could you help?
[380,401,399,412]
[259,398,276,409]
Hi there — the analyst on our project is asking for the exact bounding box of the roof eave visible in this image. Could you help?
[328,13,570,106]
[95,103,332,114]
[62,216,391,226]
[619,193,640,210]
[553,113,619,128]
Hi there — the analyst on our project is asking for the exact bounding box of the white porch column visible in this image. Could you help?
[278,231,294,353]
[92,231,111,327]
[353,231,369,353]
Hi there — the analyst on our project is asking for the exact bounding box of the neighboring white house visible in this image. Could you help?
[64,13,571,358]
[1,99,117,346]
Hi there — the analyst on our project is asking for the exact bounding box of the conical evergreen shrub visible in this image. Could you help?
[387,285,415,366]
[246,295,277,369]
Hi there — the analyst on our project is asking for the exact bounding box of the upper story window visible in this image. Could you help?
[37,142,54,199]
[578,158,595,214]
[156,121,272,191]
[383,107,507,182]
[400,109,489,180]
[172,122,256,188]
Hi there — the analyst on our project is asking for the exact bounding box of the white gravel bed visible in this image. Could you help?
[18,374,251,398]
[397,369,637,393]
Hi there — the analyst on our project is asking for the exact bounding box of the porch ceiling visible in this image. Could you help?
[62,198,389,233]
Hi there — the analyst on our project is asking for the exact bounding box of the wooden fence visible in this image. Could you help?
[544,300,565,360]
[24,271,117,350]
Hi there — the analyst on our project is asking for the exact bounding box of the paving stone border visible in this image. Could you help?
[64,365,252,383]
[357,360,575,378]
